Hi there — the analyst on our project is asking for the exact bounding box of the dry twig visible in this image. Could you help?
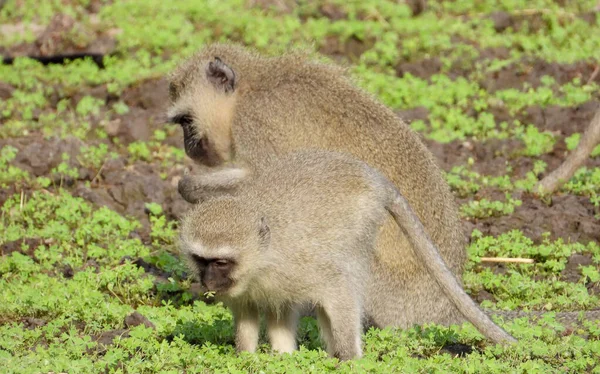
[534,107,600,195]
[480,257,534,264]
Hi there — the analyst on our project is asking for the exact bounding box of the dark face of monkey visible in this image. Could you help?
[190,254,236,292]
[172,113,224,167]
[180,198,271,297]
[167,56,237,167]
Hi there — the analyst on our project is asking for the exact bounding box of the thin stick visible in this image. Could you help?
[480,257,534,264]
[535,108,600,195]
[91,160,106,185]
[587,65,599,85]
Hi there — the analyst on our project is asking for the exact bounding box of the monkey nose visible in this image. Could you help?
[201,279,212,290]
[202,279,219,292]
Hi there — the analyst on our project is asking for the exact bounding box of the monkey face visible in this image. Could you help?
[190,254,235,292]
[167,56,238,168]
[183,244,257,298]
[179,198,271,298]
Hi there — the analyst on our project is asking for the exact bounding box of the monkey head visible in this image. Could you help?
[179,197,270,297]
[167,53,239,167]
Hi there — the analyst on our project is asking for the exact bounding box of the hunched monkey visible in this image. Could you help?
[178,150,516,361]
[167,43,468,329]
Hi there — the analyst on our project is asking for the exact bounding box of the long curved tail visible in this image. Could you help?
[382,182,516,344]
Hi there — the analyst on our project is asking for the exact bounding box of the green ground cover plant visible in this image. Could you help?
[1,0,599,372]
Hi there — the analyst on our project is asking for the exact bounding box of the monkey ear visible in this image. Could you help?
[206,57,236,93]
[258,216,270,245]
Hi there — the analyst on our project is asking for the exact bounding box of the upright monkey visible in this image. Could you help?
[178,150,516,361]
[167,43,467,329]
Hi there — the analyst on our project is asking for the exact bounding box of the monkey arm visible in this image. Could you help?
[178,166,250,204]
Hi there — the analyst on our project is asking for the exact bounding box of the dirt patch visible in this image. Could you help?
[91,311,155,352]
[109,78,181,147]
[95,160,189,217]
[319,35,374,63]
[481,59,599,92]
[124,311,155,329]
[0,81,15,99]
[561,253,594,283]
[396,57,443,79]
[393,40,597,89]
[9,136,85,177]
[464,193,600,244]
[560,253,600,296]
[0,11,117,58]
[472,289,497,305]
[247,0,298,15]
[425,100,600,178]
[1,238,42,257]
[1,134,191,244]
[0,185,17,209]
[122,78,169,112]
[394,45,509,81]
[487,9,598,35]
[71,159,191,245]
[92,328,130,347]
[22,317,47,330]
[318,3,347,21]
[397,107,430,122]
[519,101,599,136]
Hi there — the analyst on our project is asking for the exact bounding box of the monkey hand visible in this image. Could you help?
[178,166,249,204]
[178,175,206,204]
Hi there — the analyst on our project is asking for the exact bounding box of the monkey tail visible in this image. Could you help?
[377,175,517,345]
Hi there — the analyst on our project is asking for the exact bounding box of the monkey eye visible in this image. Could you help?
[173,114,194,127]
[214,259,230,267]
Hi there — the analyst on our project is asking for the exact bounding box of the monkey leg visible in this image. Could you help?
[265,305,299,354]
[315,306,334,353]
[316,295,363,361]
[231,303,260,353]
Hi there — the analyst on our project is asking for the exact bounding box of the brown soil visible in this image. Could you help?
[413,90,600,247]
[0,12,117,58]
[482,59,599,92]
[487,10,598,35]
[90,311,155,354]
[465,193,600,244]
[1,238,42,257]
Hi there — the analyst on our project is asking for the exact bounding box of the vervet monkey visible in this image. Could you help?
[178,150,516,361]
[167,43,467,329]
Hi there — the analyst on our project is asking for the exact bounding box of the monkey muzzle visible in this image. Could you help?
[183,127,223,167]
[200,270,234,293]
[201,278,233,293]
